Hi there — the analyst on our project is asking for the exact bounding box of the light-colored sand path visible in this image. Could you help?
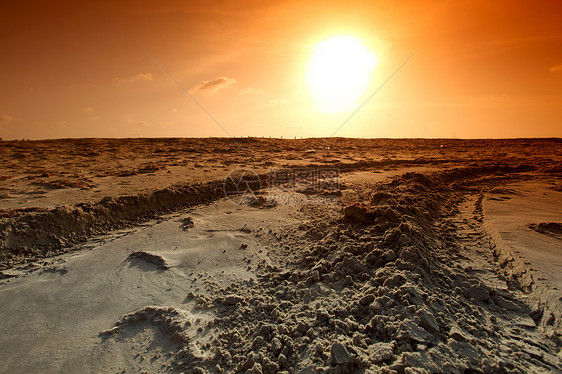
[0,200,293,373]
[484,180,562,288]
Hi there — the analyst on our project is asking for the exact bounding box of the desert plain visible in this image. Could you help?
[0,137,561,373]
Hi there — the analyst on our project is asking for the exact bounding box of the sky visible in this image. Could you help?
[0,0,561,140]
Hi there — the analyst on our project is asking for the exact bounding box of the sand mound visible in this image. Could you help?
[127,251,170,270]
[100,165,561,373]
[101,306,191,345]
[528,222,562,236]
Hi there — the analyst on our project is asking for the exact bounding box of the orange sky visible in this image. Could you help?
[0,0,561,139]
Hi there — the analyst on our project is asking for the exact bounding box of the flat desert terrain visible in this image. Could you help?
[0,137,561,373]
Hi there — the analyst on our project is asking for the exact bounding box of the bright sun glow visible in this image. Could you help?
[307,36,378,113]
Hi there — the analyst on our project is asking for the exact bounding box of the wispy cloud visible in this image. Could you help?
[240,87,264,95]
[264,98,289,107]
[549,63,562,73]
[189,76,237,95]
[113,73,154,85]
[81,107,98,120]
[0,114,14,122]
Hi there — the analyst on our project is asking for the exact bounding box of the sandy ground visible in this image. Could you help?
[0,138,561,373]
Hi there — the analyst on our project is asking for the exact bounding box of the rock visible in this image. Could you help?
[330,342,353,365]
[0,269,26,277]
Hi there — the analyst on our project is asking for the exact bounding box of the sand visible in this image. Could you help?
[0,138,561,373]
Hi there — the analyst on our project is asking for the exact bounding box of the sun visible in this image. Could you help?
[307,36,378,113]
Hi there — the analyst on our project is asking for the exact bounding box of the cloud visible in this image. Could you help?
[82,107,95,113]
[549,64,562,73]
[190,76,237,95]
[0,114,14,122]
[264,98,289,107]
[240,87,264,95]
[113,73,154,85]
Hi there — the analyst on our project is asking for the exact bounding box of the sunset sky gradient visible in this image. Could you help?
[1,0,561,139]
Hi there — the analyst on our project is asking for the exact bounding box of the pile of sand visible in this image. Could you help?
[101,165,561,373]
